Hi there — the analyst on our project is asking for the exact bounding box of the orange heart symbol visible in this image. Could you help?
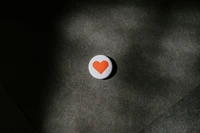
[93,60,109,74]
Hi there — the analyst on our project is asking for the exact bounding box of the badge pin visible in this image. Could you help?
[88,55,113,79]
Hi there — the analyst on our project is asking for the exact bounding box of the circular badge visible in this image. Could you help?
[88,55,113,79]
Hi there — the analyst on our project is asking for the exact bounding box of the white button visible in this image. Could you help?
[88,55,113,79]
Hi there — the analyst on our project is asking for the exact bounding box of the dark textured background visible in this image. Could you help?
[1,0,200,133]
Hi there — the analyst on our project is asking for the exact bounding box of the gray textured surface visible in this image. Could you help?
[1,1,200,133]
[140,85,200,133]
[42,3,200,133]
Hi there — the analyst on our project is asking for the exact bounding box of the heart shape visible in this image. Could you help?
[93,60,109,74]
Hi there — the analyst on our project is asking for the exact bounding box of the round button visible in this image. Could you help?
[88,55,113,79]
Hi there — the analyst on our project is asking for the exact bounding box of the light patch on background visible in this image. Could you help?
[62,6,155,54]
[157,9,200,83]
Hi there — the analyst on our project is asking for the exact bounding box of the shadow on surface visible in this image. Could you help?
[1,0,200,133]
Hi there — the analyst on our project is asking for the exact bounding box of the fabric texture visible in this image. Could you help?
[1,1,200,133]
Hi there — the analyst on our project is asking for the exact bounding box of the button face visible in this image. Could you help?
[88,55,113,79]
